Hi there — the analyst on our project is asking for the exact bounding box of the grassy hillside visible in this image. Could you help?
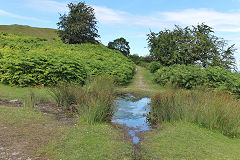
[141,122,240,159]
[0,24,58,39]
[0,31,135,86]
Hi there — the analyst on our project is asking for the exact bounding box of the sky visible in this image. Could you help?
[0,0,240,69]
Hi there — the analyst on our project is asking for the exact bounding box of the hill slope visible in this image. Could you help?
[0,31,135,86]
[0,24,58,39]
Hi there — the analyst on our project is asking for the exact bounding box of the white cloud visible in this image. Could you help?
[22,0,240,33]
[0,9,49,23]
[24,0,68,13]
[93,6,126,25]
[93,7,240,33]
[160,8,240,32]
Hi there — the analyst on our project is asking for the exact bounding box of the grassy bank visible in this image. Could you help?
[140,122,240,159]
[0,83,50,103]
[149,90,240,138]
[0,105,133,159]
[41,124,132,160]
[0,24,58,39]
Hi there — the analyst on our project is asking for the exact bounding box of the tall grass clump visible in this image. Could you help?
[49,76,116,124]
[24,90,36,108]
[149,90,240,138]
[77,76,115,124]
[48,82,80,111]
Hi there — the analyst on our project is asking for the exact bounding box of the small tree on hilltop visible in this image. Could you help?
[57,2,100,44]
[108,38,130,57]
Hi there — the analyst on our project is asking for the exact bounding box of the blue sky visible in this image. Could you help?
[0,0,240,68]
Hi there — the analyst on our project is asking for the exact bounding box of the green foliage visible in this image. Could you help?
[149,90,240,138]
[154,64,205,89]
[107,37,130,57]
[149,61,162,73]
[57,2,100,44]
[0,32,135,86]
[49,76,115,124]
[147,23,236,70]
[154,64,240,95]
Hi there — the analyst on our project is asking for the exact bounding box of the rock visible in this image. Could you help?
[12,152,19,156]
[9,99,20,103]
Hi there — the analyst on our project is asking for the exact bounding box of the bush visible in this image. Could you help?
[149,90,240,138]
[154,64,204,89]
[149,61,162,73]
[154,64,240,95]
[0,51,87,86]
[0,32,135,86]
[138,61,150,69]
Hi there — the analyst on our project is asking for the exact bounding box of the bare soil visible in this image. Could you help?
[0,102,77,160]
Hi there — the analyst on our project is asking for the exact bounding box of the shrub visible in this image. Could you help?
[0,51,87,86]
[154,64,240,96]
[154,64,205,89]
[149,90,240,138]
[0,32,135,86]
[204,67,240,95]
[149,61,162,73]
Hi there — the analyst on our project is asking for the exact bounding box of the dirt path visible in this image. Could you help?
[133,66,152,92]
[120,66,156,95]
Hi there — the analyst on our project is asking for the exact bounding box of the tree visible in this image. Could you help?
[147,23,236,70]
[57,2,100,44]
[107,38,130,57]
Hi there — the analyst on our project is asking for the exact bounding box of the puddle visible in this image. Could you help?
[112,94,151,144]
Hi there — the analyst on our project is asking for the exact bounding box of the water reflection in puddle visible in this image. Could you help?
[112,94,151,144]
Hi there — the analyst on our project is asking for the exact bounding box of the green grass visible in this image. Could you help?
[0,83,51,103]
[0,106,133,159]
[0,24,58,39]
[150,90,240,138]
[0,105,47,125]
[49,76,116,124]
[141,66,165,92]
[117,66,164,97]
[41,124,133,160]
[141,121,240,159]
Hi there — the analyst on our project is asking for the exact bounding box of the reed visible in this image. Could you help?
[49,76,116,124]
[149,90,240,137]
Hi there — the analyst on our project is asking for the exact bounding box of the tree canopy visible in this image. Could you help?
[57,2,100,44]
[107,38,130,57]
[147,23,236,70]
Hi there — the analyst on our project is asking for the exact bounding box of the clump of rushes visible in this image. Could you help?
[24,90,36,108]
[77,76,115,124]
[149,90,240,138]
[48,82,81,112]
[49,75,116,124]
